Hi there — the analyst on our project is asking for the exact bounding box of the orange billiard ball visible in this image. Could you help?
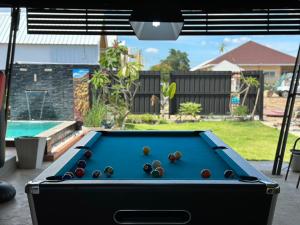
[143,146,151,155]
[174,151,182,160]
[201,169,211,178]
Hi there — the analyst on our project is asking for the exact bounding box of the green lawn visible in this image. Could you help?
[127,121,297,161]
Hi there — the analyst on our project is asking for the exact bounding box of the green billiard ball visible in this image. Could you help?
[104,166,114,177]
[151,169,161,178]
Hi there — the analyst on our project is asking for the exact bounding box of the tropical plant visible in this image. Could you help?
[232,105,248,117]
[178,102,202,119]
[90,41,143,129]
[83,99,108,127]
[161,82,176,118]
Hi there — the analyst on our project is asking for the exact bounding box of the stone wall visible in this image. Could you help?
[10,63,98,120]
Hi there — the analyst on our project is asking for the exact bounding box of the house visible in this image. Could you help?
[191,41,296,84]
[0,13,117,70]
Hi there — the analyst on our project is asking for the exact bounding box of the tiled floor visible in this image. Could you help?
[0,161,299,225]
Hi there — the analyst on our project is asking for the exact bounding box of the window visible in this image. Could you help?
[264,71,276,83]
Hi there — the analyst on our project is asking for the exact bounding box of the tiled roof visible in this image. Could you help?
[206,41,296,66]
[0,13,117,45]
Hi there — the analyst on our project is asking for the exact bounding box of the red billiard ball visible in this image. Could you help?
[75,168,85,178]
[84,150,93,159]
[156,167,165,177]
[168,153,176,163]
[143,163,152,174]
[224,170,234,178]
[201,169,211,178]
[174,151,182,160]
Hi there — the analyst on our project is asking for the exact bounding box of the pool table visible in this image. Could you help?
[26,131,279,225]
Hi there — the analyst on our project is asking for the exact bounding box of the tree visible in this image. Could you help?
[219,42,226,53]
[150,49,190,81]
[161,49,190,71]
[90,41,143,128]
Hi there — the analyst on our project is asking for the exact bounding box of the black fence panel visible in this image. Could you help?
[132,71,161,114]
[240,71,264,120]
[170,71,232,115]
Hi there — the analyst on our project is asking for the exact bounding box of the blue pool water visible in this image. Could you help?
[6,121,61,139]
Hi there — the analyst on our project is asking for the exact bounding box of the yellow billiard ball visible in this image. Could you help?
[174,151,182,160]
[143,146,151,155]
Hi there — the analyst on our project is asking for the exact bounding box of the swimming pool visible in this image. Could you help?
[6,121,61,140]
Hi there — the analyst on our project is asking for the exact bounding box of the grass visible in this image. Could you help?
[127,121,297,161]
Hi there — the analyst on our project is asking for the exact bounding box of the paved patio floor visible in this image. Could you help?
[0,161,299,225]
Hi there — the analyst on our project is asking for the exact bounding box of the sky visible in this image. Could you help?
[119,35,300,70]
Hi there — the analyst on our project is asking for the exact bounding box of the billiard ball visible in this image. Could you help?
[151,169,161,178]
[84,150,93,159]
[201,169,211,178]
[168,153,176,163]
[156,167,165,177]
[224,170,234,178]
[152,160,162,169]
[65,172,75,178]
[92,170,102,178]
[62,173,73,180]
[143,163,152,174]
[143,146,151,155]
[104,166,114,177]
[77,160,87,168]
[75,168,85,178]
[174,151,182,160]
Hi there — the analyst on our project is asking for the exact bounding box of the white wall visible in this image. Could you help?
[0,44,99,70]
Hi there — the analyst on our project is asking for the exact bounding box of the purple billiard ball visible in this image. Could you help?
[77,160,87,169]
[63,173,73,180]
[224,170,234,178]
[84,150,93,159]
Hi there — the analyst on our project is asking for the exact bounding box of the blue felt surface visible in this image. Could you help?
[57,132,245,180]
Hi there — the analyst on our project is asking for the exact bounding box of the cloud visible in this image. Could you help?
[224,37,251,44]
[145,48,159,54]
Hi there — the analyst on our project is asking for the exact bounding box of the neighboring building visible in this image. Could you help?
[191,41,296,84]
[0,13,117,70]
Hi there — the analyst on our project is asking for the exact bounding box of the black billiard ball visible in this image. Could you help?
[104,166,114,177]
[77,160,87,168]
[224,170,234,178]
[201,169,211,178]
[84,150,93,159]
[63,173,73,180]
[92,170,102,178]
[143,163,152,174]
[75,168,85,178]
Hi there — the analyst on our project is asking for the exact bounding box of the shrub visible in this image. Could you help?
[83,100,108,127]
[126,114,167,124]
[233,105,248,117]
[178,102,202,118]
